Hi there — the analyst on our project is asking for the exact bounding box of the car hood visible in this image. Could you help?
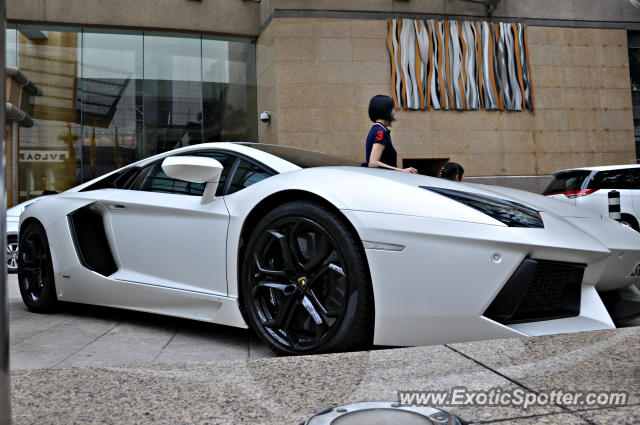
[465,183,600,218]
[294,167,600,220]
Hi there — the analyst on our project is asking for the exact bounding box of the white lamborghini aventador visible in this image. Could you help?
[17,143,640,354]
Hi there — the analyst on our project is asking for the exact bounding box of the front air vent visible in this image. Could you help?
[484,258,585,324]
[68,203,118,276]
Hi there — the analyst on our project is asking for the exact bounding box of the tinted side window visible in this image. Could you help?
[189,152,238,195]
[626,169,640,189]
[543,171,590,195]
[130,152,237,196]
[227,159,272,195]
[587,170,628,189]
[131,162,206,195]
[80,167,140,192]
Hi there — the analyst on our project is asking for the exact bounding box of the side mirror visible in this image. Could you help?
[162,156,223,204]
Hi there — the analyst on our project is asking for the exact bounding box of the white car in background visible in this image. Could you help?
[543,164,640,231]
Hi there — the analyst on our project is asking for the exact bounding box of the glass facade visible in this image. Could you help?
[5,25,256,201]
[628,32,640,163]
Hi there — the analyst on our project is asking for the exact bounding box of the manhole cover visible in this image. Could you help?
[305,402,463,425]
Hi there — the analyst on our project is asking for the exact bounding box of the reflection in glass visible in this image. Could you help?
[630,40,640,162]
[203,38,257,142]
[80,30,143,179]
[6,25,17,67]
[143,33,202,157]
[16,27,82,201]
[8,26,257,201]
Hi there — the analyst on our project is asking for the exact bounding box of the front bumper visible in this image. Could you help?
[342,210,633,347]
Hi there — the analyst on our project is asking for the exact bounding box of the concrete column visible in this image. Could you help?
[0,0,11,422]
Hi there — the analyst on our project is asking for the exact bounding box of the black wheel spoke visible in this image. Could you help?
[253,253,286,278]
[21,276,32,292]
[302,231,331,271]
[281,329,298,349]
[268,229,303,274]
[251,281,296,298]
[314,322,325,347]
[286,221,309,269]
[301,295,325,327]
[307,290,340,322]
[21,265,39,273]
[262,293,299,329]
[21,258,38,267]
[21,239,38,265]
[309,256,345,282]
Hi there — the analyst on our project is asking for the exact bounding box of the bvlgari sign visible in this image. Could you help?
[19,150,67,162]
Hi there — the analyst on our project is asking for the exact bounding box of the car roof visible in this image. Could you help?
[553,164,640,175]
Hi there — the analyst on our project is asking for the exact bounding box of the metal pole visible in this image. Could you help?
[0,0,11,421]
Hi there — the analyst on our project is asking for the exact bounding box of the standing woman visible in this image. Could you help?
[365,95,418,173]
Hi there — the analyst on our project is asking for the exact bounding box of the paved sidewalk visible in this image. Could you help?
[8,273,640,424]
[7,274,275,371]
[9,327,640,424]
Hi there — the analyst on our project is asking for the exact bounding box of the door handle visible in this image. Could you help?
[108,204,127,211]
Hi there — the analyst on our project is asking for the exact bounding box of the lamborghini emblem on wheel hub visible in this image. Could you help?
[297,276,308,288]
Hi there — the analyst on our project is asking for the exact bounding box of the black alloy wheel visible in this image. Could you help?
[18,222,58,312]
[241,201,372,355]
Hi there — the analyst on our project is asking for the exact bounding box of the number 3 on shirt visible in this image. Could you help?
[376,130,384,141]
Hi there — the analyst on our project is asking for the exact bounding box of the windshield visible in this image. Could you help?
[236,143,360,168]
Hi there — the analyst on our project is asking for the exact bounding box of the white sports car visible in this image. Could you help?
[18,143,640,354]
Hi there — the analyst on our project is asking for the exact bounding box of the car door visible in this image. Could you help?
[100,151,237,296]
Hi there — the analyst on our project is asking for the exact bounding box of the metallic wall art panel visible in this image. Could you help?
[388,19,534,111]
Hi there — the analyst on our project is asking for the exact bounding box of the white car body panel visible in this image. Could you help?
[18,143,640,347]
[6,197,41,238]
[98,189,229,295]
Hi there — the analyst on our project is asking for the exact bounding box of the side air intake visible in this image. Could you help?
[68,203,118,276]
[484,258,585,324]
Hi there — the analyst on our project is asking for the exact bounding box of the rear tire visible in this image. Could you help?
[18,222,58,313]
[241,201,373,355]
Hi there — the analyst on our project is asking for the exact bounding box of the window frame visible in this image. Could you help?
[124,149,277,196]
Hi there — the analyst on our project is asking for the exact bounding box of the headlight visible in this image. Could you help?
[421,186,544,228]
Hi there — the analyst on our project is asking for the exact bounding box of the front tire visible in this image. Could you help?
[18,221,58,312]
[241,201,372,355]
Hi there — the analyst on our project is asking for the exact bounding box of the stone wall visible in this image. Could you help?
[7,0,259,37]
[260,0,640,27]
[256,18,636,178]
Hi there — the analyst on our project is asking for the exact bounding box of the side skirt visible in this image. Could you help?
[57,268,248,329]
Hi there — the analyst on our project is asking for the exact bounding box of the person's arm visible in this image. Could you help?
[368,143,418,173]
